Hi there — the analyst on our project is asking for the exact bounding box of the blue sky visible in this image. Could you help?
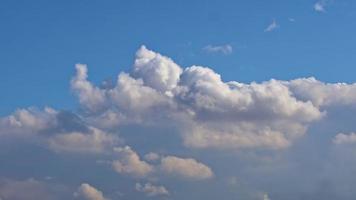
[2,1,356,200]
[2,0,356,115]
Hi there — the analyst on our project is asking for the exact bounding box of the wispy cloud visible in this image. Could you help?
[288,18,295,22]
[314,0,332,12]
[264,20,279,32]
[203,44,233,55]
[314,1,325,12]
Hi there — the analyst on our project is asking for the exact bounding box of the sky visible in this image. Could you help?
[1,0,356,200]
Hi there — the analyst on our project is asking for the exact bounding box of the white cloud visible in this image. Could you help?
[135,182,169,196]
[333,132,356,145]
[75,183,107,200]
[48,127,119,154]
[160,156,214,180]
[286,77,356,107]
[133,45,183,93]
[71,46,325,151]
[314,1,326,12]
[0,107,57,137]
[264,20,278,32]
[112,146,154,178]
[203,44,233,55]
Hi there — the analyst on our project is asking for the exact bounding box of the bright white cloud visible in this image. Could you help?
[203,44,233,55]
[264,20,278,32]
[286,77,356,107]
[75,183,107,200]
[333,132,356,145]
[112,146,154,178]
[135,182,169,197]
[160,156,214,180]
[71,46,326,151]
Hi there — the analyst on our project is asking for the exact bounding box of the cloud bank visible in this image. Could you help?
[2,46,356,199]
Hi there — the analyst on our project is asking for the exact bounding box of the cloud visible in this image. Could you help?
[0,179,56,200]
[160,156,214,180]
[47,127,119,154]
[203,44,233,55]
[69,46,325,151]
[264,20,278,32]
[135,182,169,197]
[144,152,160,162]
[263,193,271,200]
[333,132,356,145]
[0,107,57,137]
[75,183,107,200]
[112,146,154,178]
[314,1,326,12]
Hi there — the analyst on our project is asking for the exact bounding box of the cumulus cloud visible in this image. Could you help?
[70,46,326,151]
[286,77,356,107]
[264,20,278,32]
[112,146,154,178]
[160,156,213,180]
[135,182,169,197]
[0,107,57,137]
[203,44,233,55]
[333,132,356,145]
[75,183,107,200]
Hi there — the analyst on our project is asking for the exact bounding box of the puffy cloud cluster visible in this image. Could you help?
[286,77,356,107]
[333,132,356,145]
[112,146,213,180]
[160,156,214,180]
[0,107,57,137]
[75,183,107,200]
[0,108,119,154]
[135,182,169,197]
[112,146,154,178]
[71,46,326,150]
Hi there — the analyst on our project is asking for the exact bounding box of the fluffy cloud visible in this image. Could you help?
[286,77,356,107]
[160,156,214,180]
[0,107,57,137]
[333,132,356,145]
[135,182,169,197]
[75,183,107,200]
[112,146,154,178]
[70,46,324,151]
[0,108,119,154]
